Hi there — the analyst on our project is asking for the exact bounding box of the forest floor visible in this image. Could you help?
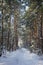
[0,48,43,65]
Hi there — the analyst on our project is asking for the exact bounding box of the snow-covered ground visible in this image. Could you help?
[0,48,43,65]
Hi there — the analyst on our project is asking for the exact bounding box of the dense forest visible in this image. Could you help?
[0,0,43,57]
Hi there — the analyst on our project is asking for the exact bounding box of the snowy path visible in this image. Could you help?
[0,48,43,65]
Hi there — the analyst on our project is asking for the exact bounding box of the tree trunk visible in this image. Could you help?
[14,10,19,50]
[40,13,43,53]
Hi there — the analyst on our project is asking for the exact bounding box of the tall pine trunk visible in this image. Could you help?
[14,9,18,50]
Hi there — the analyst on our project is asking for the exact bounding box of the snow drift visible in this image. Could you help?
[0,48,43,65]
